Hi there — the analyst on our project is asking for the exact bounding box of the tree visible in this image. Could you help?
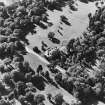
[25,82,36,93]
[16,81,26,95]
[34,94,45,104]
[0,7,9,19]
[13,55,24,63]
[96,49,105,57]
[0,42,7,58]
[44,71,50,79]
[31,75,45,90]
[13,29,22,38]
[50,48,61,60]
[62,102,70,105]
[0,99,11,105]
[14,41,24,50]
[0,64,5,73]
[55,73,62,84]
[48,32,55,40]
[82,86,93,98]
[31,16,41,24]
[8,91,14,100]
[66,38,75,54]
[13,62,23,70]
[18,95,26,104]
[66,78,74,93]
[16,6,26,14]
[9,22,15,30]
[25,72,32,81]
[10,69,25,82]
[5,28,12,36]
[95,2,99,8]
[3,73,15,88]
[25,91,34,102]
[29,6,46,16]
[33,46,41,54]
[7,36,17,42]
[0,2,5,6]
[37,65,43,75]
[71,100,82,105]
[22,61,31,73]
[38,102,45,105]
[0,81,5,93]
[97,37,105,46]
[0,17,4,26]
[88,13,92,20]
[42,13,48,22]
[0,27,7,35]
[6,42,15,56]
[3,58,11,65]
[53,93,64,105]
[47,93,52,101]
[92,82,102,97]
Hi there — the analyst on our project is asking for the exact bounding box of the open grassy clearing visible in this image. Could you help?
[26,1,97,50]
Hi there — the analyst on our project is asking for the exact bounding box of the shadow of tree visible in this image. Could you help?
[46,1,66,11]
[60,15,71,26]
[51,38,60,44]
[79,0,95,4]
[31,75,46,90]
[38,22,48,29]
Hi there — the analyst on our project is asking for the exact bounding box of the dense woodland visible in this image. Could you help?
[0,0,105,105]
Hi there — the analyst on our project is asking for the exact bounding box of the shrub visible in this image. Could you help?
[34,94,45,104]
[16,81,26,95]
[25,91,34,102]
[0,81,5,92]
[18,95,26,104]
[33,46,41,54]
[0,64,5,73]
[48,32,55,39]
[3,73,15,88]
[53,93,64,105]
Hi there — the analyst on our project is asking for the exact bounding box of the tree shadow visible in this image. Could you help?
[79,0,95,4]
[60,15,71,26]
[58,30,63,36]
[49,100,56,105]
[22,38,29,45]
[79,0,89,4]
[47,22,53,27]
[50,38,60,44]
[38,22,48,29]
[46,0,67,11]
[63,20,71,26]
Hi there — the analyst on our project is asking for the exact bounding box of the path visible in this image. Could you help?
[25,46,66,74]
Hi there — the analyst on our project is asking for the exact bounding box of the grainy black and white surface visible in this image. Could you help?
[0,0,105,105]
